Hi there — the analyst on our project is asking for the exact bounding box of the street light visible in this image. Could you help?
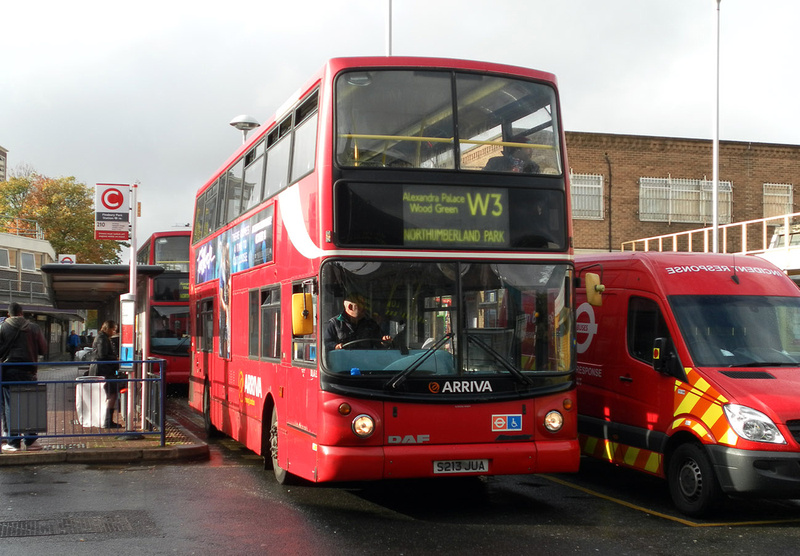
[712,0,721,253]
[229,114,260,144]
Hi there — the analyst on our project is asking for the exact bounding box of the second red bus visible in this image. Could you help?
[136,230,191,385]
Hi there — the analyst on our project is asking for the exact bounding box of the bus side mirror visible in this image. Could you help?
[585,272,604,307]
[292,293,314,335]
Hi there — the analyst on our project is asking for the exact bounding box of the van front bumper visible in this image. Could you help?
[707,444,800,498]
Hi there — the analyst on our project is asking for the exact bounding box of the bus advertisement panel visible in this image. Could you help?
[189,57,578,484]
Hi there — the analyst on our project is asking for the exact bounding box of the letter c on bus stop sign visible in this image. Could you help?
[101,188,124,210]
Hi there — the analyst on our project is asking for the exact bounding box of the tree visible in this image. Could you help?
[0,171,124,263]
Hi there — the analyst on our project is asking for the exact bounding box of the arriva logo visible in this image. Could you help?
[429,381,493,394]
[243,374,263,398]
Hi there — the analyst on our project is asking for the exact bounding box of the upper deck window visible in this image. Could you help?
[335,69,562,174]
[154,235,190,272]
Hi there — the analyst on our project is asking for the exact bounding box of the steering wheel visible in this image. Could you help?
[340,338,385,350]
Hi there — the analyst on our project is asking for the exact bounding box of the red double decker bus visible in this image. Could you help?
[136,230,191,385]
[189,57,579,483]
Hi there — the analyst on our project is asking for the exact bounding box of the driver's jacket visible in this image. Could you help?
[323,313,383,352]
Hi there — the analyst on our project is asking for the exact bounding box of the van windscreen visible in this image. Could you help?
[670,295,800,367]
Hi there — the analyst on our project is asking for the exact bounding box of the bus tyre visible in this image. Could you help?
[203,383,220,438]
[667,442,722,517]
[269,407,294,485]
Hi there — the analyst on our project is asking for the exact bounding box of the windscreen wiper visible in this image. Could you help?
[157,336,190,354]
[728,361,800,368]
[387,333,453,390]
[466,333,533,386]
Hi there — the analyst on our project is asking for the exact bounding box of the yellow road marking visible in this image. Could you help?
[540,474,800,527]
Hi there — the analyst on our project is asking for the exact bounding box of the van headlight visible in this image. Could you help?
[723,404,786,444]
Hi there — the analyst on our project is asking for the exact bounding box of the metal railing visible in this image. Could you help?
[0,359,166,449]
[0,216,45,240]
[621,211,800,257]
[0,277,50,305]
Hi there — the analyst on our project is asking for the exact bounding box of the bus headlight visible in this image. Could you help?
[723,404,786,444]
[352,414,375,438]
[544,410,564,432]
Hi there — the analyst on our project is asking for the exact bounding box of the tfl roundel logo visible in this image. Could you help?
[575,302,598,354]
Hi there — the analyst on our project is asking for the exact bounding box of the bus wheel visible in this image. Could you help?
[203,382,220,438]
[667,442,722,517]
[269,406,293,485]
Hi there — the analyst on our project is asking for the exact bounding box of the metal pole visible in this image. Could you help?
[129,183,138,294]
[386,0,393,56]
[128,183,139,430]
[712,0,721,253]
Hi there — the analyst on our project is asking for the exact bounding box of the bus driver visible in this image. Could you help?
[323,293,391,351]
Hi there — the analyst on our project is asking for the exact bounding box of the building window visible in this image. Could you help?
[20,252,36,271]
[570,172,604,220]
[0,249,8,268]
[763,183,793,219]
[639,176,732,224]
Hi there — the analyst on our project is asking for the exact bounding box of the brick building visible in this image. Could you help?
[565,131,800,251]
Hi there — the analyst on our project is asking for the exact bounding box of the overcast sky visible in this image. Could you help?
[2,0,798,248]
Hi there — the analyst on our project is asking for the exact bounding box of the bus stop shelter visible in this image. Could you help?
[41,263,164,314]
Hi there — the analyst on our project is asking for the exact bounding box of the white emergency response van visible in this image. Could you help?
[575,251,800,516]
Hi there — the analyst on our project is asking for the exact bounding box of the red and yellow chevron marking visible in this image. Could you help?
[671,367,738,447]
[579,433,663,476]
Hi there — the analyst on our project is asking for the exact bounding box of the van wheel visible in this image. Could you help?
[203,382,220,438]
[269,406,294,485]
[667,443,722,517]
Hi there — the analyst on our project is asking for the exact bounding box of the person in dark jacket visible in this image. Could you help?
[93,320,122,429]
[0,302,47,451]
[483,135,540,174]
[323,293,391,352]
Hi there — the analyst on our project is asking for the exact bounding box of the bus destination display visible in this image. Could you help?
[402,185,510,248]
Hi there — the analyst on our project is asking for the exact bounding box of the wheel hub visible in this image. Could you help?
[678,459,703,500]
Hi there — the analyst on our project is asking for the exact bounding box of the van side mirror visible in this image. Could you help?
[652,337,667,373]
[292,293,314,335]
[652,337,684,379]
[585,272,605,307]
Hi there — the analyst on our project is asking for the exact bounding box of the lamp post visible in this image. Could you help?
[712,0,721,253]
[386,0,393,56]
[229,115,260,144]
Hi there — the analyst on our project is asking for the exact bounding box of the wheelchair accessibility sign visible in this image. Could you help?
[492,414,522,432]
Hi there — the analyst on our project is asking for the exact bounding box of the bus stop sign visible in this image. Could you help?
[95,183,130,240]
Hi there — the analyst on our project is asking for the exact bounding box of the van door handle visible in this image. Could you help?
[619,375,633,383]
